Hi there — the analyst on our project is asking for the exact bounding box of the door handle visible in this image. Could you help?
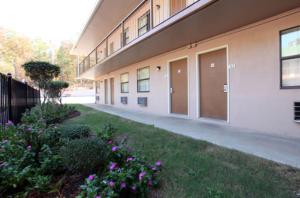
[170,88,173,94]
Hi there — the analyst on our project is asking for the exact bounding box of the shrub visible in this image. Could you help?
[22,103,75,125]
[97,123,117,141]
[59,125,91,140]
[60,138,109,174]
[47,80,69,104]
[78,145,161,198]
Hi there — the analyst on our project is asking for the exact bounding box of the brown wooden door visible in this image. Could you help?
[170,58,188,115]
[104,79,108,104]
[110,78,114,105]
[170,0,186,16]
[199,48,227,120]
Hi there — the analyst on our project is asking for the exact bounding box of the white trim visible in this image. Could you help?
[167,56,190,118]
[195,45,230,123]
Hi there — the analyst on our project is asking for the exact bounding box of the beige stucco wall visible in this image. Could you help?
[95,10,300,138]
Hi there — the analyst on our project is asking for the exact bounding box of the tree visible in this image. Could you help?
[0,28,33,80]
[22,61,60,103]
[55,41,77,85]
[31,38,51,62]
[47,80,69,104]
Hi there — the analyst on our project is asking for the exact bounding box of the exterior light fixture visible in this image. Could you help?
[156,66,161,71]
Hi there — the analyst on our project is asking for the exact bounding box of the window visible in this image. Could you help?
[123,28,130,46]
[138,11,150,36]
[110,42,114,55]
[120,73,129,93]
[96,81,101,94]
[280,26,300,88]
[137,67,150,92]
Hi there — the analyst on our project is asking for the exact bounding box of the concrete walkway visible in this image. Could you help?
[85,103,300,169]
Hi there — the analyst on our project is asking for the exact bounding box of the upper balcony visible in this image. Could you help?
[75,0,300,79]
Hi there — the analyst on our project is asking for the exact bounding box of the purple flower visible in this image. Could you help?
[139,171,146,181]
[27,145,32,150]
[109,181,115,188]
[95,196,101,198]
[131,185,137,192]
[109,162,118,171]
[6,120,13,126]
[26,127,32,132]
[112,146,118,152]
[155,161,162,167]
[88,175,95,181]
[108,140,113,144]
[126,157,134,162]
[151,166,157,171]
[2,139,8,144]
[120,181,126,189]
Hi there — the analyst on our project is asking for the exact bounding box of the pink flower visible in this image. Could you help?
[112,146,118,152]
[88,175,95,181]
[120,181,126,189]
[108,140,113,144]
[109,162,118,171]
[27,145,32,150]
[139,171,146,181]
[126,157,134,162]
[95,196,101,198]
[109,181,115,188]
[155,161,162,167]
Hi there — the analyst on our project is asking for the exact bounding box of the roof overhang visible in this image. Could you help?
[71,0,142,55]
[79,0,300,80]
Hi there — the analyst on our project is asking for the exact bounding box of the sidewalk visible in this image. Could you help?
[85,103,300,169]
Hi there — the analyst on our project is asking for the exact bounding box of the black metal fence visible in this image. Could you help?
[0,73,40,126]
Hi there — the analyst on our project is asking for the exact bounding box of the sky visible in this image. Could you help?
[0,0,98,45]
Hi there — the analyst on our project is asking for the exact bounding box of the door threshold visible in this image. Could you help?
[198,117,229,125]
[169,113,189,119]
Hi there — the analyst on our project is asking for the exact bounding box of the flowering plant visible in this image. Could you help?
[78,144,161,198]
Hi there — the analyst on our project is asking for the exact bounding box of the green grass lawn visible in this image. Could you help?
[63,105,300,198]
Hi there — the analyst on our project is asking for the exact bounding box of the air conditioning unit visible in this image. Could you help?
[121,97,128,104]
[295,102,300,123]
[137,97,147,106]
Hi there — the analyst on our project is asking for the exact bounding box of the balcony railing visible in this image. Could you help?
[78,0,200,76]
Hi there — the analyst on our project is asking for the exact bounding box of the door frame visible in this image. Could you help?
[196,45,230,123]
[110,77,114,105]
[167,56,190,117]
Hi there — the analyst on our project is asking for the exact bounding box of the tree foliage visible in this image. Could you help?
[47,80,69,104]
[22,61,60,88]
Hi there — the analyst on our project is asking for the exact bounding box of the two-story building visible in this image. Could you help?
[72,0,300,138]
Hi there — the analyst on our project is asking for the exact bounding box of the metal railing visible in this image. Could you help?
[78,0,200,76]
[0,73,40,126]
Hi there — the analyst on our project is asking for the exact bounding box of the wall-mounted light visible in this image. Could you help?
[156,66,161,71]
[156,4,160,9]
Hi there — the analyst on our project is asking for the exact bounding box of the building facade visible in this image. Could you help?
[72,0,300,138]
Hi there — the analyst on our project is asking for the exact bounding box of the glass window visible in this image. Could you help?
[122,28,130,46]
[96,81,101,94]
[138,11,150,36]
[137,67,150,92]
[110,42,114,55]
[120,73,129,93]
[281,26,300,88]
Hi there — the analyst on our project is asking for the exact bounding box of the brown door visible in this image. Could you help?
[104,79,108,104]
[199,48,227,120]
[170,0,186,16]
[170,58,188,115]
[110,78,114,105]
